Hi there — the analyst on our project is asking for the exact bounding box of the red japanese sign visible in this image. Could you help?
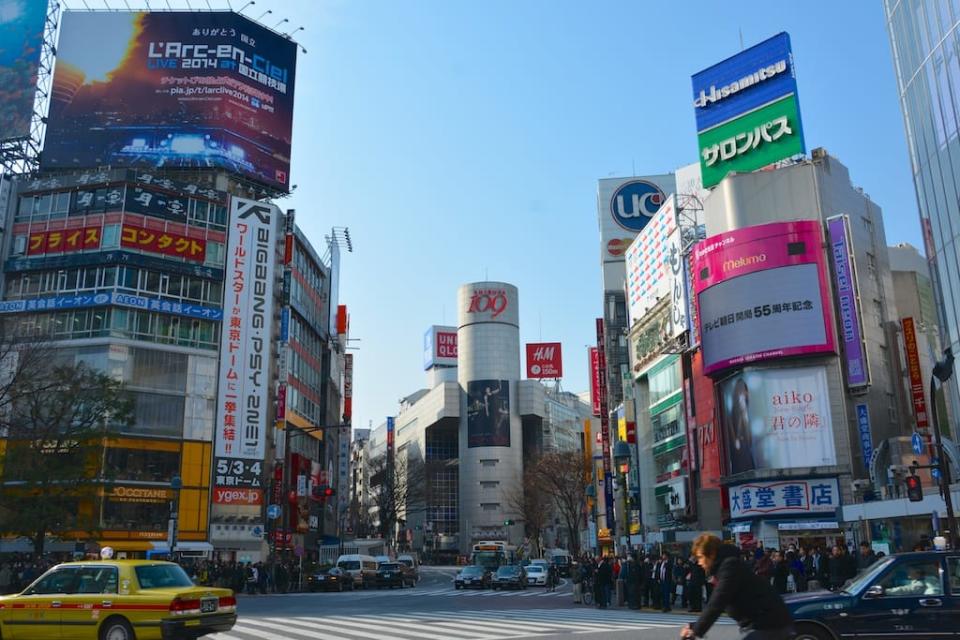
[589,347,601,416]
[212,487,264,505]
[27,226,101,255]
[343,353,353,421]
[526,342,563,379]
[902,317,929,433]
[120,223,206,262]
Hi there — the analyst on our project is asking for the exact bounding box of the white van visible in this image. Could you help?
[336,554,378,589]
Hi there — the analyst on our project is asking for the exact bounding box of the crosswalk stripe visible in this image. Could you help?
[422,611,559,633]
[378,613,548,636]
[228,619,343,640]
[294,615,496,640]
[432,609,657,632]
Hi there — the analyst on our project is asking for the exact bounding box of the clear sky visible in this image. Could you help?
[72,0,923,435]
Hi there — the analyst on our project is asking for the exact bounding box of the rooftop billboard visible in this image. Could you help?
[43,11,296,190]
[0,0,47,140]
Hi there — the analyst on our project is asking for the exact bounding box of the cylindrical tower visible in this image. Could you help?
[457,282,522,552]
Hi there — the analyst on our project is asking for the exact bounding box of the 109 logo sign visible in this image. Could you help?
[468,289,508,318]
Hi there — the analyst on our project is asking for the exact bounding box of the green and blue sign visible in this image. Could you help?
[692,32,805,188]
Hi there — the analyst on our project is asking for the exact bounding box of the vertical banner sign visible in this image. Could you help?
[213,197,278,496]
[902,317,929,434]
[338,425,350,514]
[595,318,616,532]
[669,228,689,339]
[385,416,395,507]
[827,216,870,389]
[856,404,873,468]
[343,354,353,422]
[589,348,601,416]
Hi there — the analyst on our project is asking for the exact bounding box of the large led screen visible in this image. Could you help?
[43,11,296,190]
[466,379,511,448]
[0,0,47,139]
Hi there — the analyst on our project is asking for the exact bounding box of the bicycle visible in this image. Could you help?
[579,577,594,605]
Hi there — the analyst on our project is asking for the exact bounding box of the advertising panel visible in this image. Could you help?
[28,226,101,255]
[902,317,929,433]
[526,342,562,379]
[212,487,263,506]
[595,318,615,528]
[214,197,278,485]
[856,403,873,468]
[466,379,511,448]
[719,366,836,475]
[0,0,46,140]
[589,347,601,416]
[691,351,722,490]
[669,238,690,340]
[827,216,870,389]
[120,223,206,262]
[625,194,679,326]
[338,425,350,513]
[692,32,798,132]
[0,291,222,321]
[693,220,834,375]
[124,186,189,222]
[729,478,839,519]
[597,175,676,293]
[43,11,297,190]
[343,353,353,422]
[423,325,458,370]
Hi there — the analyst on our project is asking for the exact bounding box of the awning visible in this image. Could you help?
[150,541,214,553]
[101,541,155,552]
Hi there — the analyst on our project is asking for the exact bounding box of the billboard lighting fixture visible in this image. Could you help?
[170,135,206,155]
[237,1,255,14]
[257,9,271,20]
[274,17,288,29]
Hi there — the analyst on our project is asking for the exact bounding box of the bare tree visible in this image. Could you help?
[366,453,427,546]
[530,451,588,556]
[0,326,133,556]
[505,466,551,558]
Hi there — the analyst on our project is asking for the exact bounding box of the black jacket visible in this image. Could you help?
[691,545,793,637]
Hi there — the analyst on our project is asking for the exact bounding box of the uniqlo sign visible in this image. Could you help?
[526,342,563,379]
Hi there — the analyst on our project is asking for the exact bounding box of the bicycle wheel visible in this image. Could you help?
[582,587,593,605]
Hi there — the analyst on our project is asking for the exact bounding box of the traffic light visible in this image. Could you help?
[906,474,923,502]
[312,486,335,499]
[503,519,514,526]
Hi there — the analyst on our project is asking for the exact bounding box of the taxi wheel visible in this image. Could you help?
[793,624,833,640]
[100,617,135,640]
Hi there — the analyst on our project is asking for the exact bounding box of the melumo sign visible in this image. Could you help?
[691,32,805,188]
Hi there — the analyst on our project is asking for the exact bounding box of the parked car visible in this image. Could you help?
[336,554,379,589]
[525,564,547,586]
[454,565,492,589]
[307,566,354,592]
[785,551,960,640]
[492,565,527,590]
[375,562,416,588]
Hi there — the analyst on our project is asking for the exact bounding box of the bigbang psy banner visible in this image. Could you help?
[466,379,511,448]
[0,0,47,140]
[43,11,297,190]
[719,365,837,475]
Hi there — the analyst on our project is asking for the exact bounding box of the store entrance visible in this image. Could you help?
[778,532,844,552]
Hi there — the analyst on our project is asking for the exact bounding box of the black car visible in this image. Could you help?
[454,565,492,589]
[375,562,415,588]
[307,567,354,592]
[492,564,527,590]
[785,551,960,640]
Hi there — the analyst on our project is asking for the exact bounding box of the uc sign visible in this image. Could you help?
[610,180,665,231]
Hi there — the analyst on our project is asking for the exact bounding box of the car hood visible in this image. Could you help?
[783,590,855,615]
[783,589,845,604]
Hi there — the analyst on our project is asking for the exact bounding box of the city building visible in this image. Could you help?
[885,0,960,430]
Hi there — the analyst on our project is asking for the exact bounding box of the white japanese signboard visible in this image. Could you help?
[729,478,840,519]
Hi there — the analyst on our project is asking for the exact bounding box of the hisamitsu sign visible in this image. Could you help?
[729,478,840,519]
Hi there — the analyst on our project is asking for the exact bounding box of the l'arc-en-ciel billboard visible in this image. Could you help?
[43,11,297,190]
[693,220,835,375]
[0,0,47,140]
[692,32,805,188]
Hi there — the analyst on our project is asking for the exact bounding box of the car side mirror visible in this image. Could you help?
[864,585,884,599]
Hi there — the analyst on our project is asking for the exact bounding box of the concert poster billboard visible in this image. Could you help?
[43,11,297,190]
[466,379,511,448]
[0,0,47,140]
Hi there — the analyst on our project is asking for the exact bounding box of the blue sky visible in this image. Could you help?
[71,0,921,434]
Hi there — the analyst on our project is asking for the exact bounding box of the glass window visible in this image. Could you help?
[129,391,184,437]
[83,268,98,290]
[102,224,120,249]
[69,567,118,595]
[206,241,225,266]
[652,403,683,443]
[101,267,118,288]
[879,560,943,596]
[105,447,181,483]
[27,568,79,594]
[948,557,960,594]
[12,235,26,256]
[167,274,182,297]
[103,500,170,533]
[135,564,193,589]
[144,271,161,294]
[34,194,52,217]
[648,358,681,407]
[51,192,71,217]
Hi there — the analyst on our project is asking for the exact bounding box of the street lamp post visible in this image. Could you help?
[167,475,182,563]
[614,441,632,553]
[930,348,957,549]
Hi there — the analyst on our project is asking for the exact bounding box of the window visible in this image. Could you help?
[206,241,225,266]
[105,448,181,483]
[135,565,194,590]
[70,567,118,595]
[878,560,943,596]
[102,224,120,249]
[12,235,26,256]
[27,568,79,594]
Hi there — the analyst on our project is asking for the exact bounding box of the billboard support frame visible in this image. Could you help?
[0,0,58,175]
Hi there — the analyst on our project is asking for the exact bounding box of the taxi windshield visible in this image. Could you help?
[846,556,895,594]
[135,564,194,589]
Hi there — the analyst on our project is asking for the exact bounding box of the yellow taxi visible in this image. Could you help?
[0,550,236,640]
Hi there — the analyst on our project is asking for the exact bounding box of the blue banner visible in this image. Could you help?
[0,291,222,321]
[856,404,873,466]
[280,308,290,342]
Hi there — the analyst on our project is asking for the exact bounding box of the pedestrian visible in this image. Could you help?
[547,563,557,592]
[675,558,688,609]
[770,550,789,595]
[687,556,705,612]
[659,553,674,613]
[245,563,258,595]
[596,557,613,609]
[640,556,652,608]
[681,534,794,640]
[828,545,852,591]
[628,554,642,609]
[856,541,877,573]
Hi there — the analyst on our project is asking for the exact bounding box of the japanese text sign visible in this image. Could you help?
[121,223,206,262]
[729,478,840,519]
[28,226,101,255]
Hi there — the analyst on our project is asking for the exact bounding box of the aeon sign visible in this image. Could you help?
[468,288,508,319]
[610,180,666,231]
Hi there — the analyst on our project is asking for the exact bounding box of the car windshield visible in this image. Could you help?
[338,561,360,570]
[496,566,518,576]
[379,563,401,570]
[398,559,414,568]
[461,566,483,576]
[527,566,544,573]
[845,556,896,594]
[135,564,194,589]
[554,557,569,565]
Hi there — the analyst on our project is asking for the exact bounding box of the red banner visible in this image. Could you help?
[589,347,601,416]
[526,342,563,379]
[344,353,353,421]
[28,226,101,255]
[120,223,206,262]
[212,487,264,505]
[902,317,929,433]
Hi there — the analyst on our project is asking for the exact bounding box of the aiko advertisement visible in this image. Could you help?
[0,0,46,140]
[43,11,297,190]
[719,365,837,475]
[693,220,834,375]
[466,379,511,448]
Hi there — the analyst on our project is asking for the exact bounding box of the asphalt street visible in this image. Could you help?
[211,567,742,640]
